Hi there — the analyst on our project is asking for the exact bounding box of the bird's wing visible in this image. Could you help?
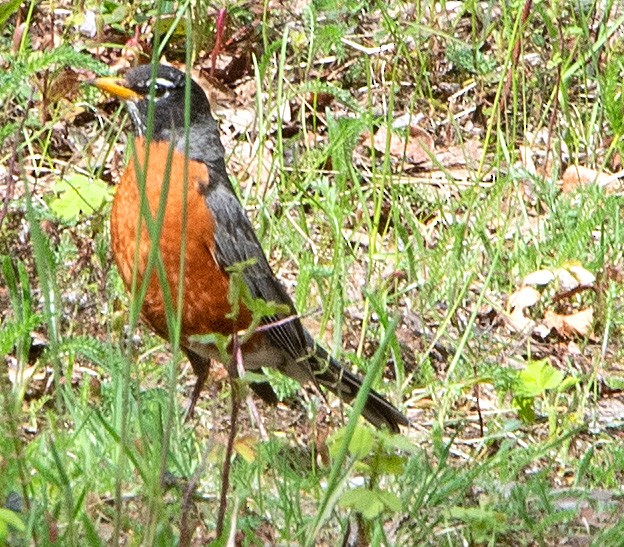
[200,161,408,432]
[202,160,309,363]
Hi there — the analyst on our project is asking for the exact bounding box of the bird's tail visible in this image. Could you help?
[305,336,408,433]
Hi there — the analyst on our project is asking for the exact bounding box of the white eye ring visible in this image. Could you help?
[154,78,176,88]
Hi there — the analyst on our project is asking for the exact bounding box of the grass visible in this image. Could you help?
[1,0,624,544]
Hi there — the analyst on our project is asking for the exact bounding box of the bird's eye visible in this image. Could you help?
[148,78,176,99]
[152,86,168,98]
[135,85,169,101]
[135,78,174,99]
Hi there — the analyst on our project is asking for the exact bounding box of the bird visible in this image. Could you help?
[94,63,408,432]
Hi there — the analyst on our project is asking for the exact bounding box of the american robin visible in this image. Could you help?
[95,64,408,432]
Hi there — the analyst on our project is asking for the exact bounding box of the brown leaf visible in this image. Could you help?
[567,264,596,286]
[307,91,334,111]
[518,145,537,175]
[560,165,614,193]
[45,69,81,104]
[509,286,541,311]
[234,435,257,462]
[543,310,564,332]
[12,23,25,53]
[506,285,542,333]
[562,307,594,336]
[523,269,555,287]
[433,138,482,169]
[543,307,593,338]
[373,125,435,165]
[508,308,535,333]
[606,264,624,283]
[555,268,579,291]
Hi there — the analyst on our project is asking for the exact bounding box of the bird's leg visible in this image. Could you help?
[216,334,242,538]
[184,364,208,421]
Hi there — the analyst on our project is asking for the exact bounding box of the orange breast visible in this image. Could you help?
[110,137,252,341]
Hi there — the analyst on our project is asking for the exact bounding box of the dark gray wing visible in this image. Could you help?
[202,160,408,432]
[203,159,309,361]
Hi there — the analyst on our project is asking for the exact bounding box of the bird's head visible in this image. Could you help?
[94,64,213,139]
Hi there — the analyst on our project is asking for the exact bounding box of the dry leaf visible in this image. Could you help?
[543,310,565,333]
[7,363,38,386]
[533,323,551,338]
[79,10,97,38]
[567,341,582,355]
[307,91,334,111]
[234,435,257,462]
[555,268,579,291]
[507,286,540,333]
[218,105,256,133]
[433,138,482,169]
[509,286,541,311]
[228,139,274,193]
[606,264,624,283]
[595,398,624,429]
[560,165,614,193]
[373,125,435,165]
[562,307,594,336]
[518,145,537,175]
[523,269,555,287]
[508,308,535,333]
[567,265,595,286]
[543,307,593,338]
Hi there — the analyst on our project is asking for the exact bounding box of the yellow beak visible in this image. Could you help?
[93,77,141,101]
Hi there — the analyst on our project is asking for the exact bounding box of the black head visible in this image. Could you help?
[95,64,214,138]
[95,64,225,164]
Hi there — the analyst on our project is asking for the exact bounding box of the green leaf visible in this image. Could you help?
[448,506,507,542]
[339,488,384,519]
[327,426,346,458]
[329,424,376,460]
[0,0,22,27]
[375,454,406,475]
[513,396,536,423]
[339,487,370,511]
[353,460,372,474]
[516,359,564,398]
[348,424,374,459]
[557,375,580,392]
[189,332,231,361]
[339,487,401,519]
[384,433,420,455]
[248,298,291,321]
[602,375,624,390]
[102,5,127,25]
[376,489,402,513]
[80,512,103,547]
[360,496,385,519]
[226,260,290,324]
[49,174,112,221]
[240,371,271,385]
[0,507,25,532]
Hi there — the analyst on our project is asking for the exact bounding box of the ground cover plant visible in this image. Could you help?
[1,0,624,544]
